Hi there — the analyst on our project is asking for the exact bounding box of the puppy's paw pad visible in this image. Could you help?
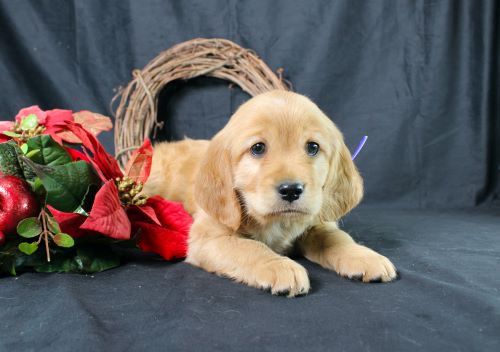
[368,276,383,283]
[347,273,364,281]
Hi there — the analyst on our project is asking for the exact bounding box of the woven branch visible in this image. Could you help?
[112,38,290,167]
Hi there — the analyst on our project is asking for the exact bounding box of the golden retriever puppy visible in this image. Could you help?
[144,90,397,296]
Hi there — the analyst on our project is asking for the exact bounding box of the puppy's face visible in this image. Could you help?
[195,91,363,230]
[230,96,334,224]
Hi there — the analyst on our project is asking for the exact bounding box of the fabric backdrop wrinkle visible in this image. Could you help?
[0,0,498,209]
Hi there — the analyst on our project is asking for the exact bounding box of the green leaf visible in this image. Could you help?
[18,242,39,255]
[53,233,74,248]
[74,246,120,273]
[2,131,21,138]
[19,164,36,182]
[25,149,40,159]
[0,141,24,178]
[21,157,100,212]
[34,256,75,273]
[74,206,89,217]
[33,244,120,273]
[26,135,72,166]
[1,240,45,275]
[31,177,46,199]
[47,215,61,233]
[16,217,42,238]
[0,141,37,181]
[20,114,38,130]
[20,143,28,154]
[0,253,17,276]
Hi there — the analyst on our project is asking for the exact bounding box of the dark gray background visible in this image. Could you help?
[0,1,499,351]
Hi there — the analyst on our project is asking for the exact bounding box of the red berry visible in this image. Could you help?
[0,176,40,235]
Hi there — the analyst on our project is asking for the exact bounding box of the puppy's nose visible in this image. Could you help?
[277,182,304,203]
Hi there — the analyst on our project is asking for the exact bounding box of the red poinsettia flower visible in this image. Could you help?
[0,105,112,144]
[63,146,91,162]
[15,106,48,124]
[50,122,191,260]
[0,122,14,143]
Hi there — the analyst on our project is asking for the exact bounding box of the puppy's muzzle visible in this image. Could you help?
[277,182,304,203]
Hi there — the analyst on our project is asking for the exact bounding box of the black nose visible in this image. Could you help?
[277,182,304,203]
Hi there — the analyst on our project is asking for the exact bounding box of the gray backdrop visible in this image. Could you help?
[1,1,499,351]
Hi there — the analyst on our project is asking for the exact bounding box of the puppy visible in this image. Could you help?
[144,90,397,296]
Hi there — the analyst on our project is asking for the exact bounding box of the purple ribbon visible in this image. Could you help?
[351,136,368,160]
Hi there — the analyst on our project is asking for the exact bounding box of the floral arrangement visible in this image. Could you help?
[0,106,191,276]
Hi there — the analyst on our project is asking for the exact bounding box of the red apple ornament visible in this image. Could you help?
[0,176,40,235]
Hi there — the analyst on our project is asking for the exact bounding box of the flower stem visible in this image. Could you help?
[40,208,51,262]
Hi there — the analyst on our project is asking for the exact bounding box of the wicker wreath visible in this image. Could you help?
[112,38,290,167]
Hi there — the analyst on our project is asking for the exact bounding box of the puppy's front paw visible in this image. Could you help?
[326,244,397,283]
[254,258,310,297]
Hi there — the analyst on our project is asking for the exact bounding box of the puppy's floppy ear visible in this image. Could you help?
[194,134,241,231]
[320,139,364,221]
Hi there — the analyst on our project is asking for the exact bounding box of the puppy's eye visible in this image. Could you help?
[250,142,266,156]
[306,142,320,156]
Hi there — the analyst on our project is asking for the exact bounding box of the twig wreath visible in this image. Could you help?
[112,38,291,168]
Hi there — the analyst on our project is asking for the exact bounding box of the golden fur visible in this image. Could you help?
[144,90,397,296]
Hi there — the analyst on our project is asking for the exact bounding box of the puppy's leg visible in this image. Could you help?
[298,222,397,282]
[187,219,310,296]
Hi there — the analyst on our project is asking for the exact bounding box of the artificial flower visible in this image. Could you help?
[50,122,191,260]
[1,105,112,144]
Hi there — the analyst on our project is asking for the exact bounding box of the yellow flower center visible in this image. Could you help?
[12,122,46,141]
[115,176,147,206]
